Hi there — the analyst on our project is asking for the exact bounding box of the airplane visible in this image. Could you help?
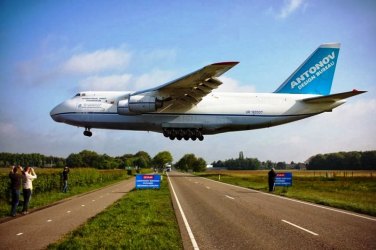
[50,43,366,141]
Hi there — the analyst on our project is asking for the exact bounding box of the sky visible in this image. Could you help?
[0,0,375,164]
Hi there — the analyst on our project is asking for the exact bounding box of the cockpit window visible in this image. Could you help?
[74,93,86,97]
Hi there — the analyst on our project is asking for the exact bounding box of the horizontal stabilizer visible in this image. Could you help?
[302,90,367,103]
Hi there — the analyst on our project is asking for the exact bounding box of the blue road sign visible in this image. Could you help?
[275,172,292,187]
[135,174,161,189]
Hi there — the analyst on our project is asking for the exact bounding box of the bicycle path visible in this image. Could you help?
[0,178,135,250]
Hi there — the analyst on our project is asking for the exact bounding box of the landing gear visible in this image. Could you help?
[83,127,92,137]
[163,128,204,141]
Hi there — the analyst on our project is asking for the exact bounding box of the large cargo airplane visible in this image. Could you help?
[50,43,366,141]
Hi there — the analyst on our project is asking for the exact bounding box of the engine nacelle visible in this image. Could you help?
[117,95,162,114]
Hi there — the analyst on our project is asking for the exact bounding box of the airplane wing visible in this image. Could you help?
[302,90,367,103]
[134,62,239,110]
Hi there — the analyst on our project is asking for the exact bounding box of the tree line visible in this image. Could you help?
[307,151,376,170]
[0,153,66,168]
[0,151,207,172]
[212,150,376,170]
[1,150,375,171]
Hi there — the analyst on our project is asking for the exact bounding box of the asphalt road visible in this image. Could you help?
[0,178,135,250]
[168,171,376,250]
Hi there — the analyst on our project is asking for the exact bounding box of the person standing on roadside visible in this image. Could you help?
[268,168,276,192]
[22,166,37,215]
[62,166,70,193]
[9,165,22,217]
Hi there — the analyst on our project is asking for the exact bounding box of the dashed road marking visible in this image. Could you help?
[282,220,318,236]
[47,219,52,222]
[206,186,210,189]
[16,233,23,236]
[92,200,96,202]
[67,211,71,213]
[81,205,85,207]
[225,195,235,200]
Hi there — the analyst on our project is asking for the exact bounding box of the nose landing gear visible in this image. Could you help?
[83,127,92,137]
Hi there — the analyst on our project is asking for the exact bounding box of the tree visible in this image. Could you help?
[152,151,173,170]
[66,153,83,168]
[175,154,207,172]
[193,157,206,172]
[361,151,376,170]
[276,161,286,170]
[134,151,151,168]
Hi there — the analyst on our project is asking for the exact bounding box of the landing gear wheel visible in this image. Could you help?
[84,128,92,137]
[83,131,92,137]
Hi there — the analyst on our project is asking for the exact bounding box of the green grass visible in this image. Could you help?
[48,177,182,250]
[199,171,376,216]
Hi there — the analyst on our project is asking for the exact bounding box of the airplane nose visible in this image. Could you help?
[50,104,63,122]
[50,100,73,122]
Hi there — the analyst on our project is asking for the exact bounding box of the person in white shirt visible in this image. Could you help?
[22,166,37,214]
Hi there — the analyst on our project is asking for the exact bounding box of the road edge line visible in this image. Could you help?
[168,174,200,250]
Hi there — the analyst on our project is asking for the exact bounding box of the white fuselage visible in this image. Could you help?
[50,91,345,135]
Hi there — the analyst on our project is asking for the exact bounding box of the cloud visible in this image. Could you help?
[62,48,131,74]
[78,69,176,91]
[79,74,133,91]
[133,69,177,90]
[215,76,256,93]
[276,0,304,19]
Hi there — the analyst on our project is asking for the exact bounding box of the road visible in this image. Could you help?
[168,171,376,250]
[0,178,134,250]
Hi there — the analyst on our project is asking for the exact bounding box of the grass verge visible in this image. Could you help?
[48,176,183,250]
[198,171,376,216]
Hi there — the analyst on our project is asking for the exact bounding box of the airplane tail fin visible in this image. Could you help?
[274,43,340,95]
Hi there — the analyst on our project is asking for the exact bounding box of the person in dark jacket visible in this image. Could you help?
[9,165,22,216]
[62,167,70,193]
[268,168,276,192]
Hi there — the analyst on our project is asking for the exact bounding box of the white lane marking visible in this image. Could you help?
[225,195,235,200]
[16,233,23,236]
[282,220,318,236]
[67,211,71,213]
[81,205,85,207]
[168,174,199,250]
[206,186,211,189]
[47,219,52,222]
[201,176,376,222]
[92,200,96,202]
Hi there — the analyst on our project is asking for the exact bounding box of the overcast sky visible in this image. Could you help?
[0,0,375,164]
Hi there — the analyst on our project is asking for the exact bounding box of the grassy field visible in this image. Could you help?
[0,168,131,218]
[198,170,376,216]
[48,176,183,250]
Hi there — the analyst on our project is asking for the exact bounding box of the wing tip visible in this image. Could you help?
[352,89,367,94]
[211,61,239,66]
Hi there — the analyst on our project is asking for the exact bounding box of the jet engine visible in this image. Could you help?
[117,95,162,114]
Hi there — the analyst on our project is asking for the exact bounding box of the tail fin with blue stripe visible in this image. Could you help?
[274,43,340,95]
